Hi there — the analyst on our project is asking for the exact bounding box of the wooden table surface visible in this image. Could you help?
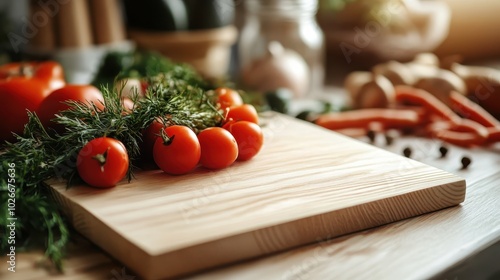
[2,85,500,279]
[3,118,500,280]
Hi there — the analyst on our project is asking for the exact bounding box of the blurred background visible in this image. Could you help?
[1,0,500,99]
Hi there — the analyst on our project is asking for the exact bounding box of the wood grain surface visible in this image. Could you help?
[2,117,499,280]
[191,136,500,280]
[41,113,465,279]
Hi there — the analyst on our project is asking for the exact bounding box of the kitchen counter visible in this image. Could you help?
[2,82,499,279]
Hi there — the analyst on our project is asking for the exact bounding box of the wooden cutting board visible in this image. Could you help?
[47,112,466,280]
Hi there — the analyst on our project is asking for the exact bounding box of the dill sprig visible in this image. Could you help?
[0,75,222,270]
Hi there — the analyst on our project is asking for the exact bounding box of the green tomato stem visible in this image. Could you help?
[92,148,109,172]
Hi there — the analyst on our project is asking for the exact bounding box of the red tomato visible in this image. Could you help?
[37,85,104,131]
[198,127,238,169]
[153,125,201,175]
[77,137,129,188]
[0,61,65,143]
[34,61,65,91]
[0,78,53,142]
[0,61,65,92]
[224,121,264,161]
[226,104,259,124]
[0,62,35,79]
[216,87,243,110]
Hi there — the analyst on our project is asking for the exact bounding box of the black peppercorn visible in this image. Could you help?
[439,146,448,158]
[461,156,472,169]
[403,147,412,158]
[367,130,376,143]
[384,134,394,146]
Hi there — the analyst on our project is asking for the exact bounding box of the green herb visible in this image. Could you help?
[265,88,293,114]
[0,72,222,270]
[92,50,209,90]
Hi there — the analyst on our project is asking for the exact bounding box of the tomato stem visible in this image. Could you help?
[160,128,175,146]
[92,148,109,172]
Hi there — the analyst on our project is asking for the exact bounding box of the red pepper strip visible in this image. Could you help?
[487,127,500,143]
[449,91,500,128]
[395,86,462,123]
[315,109,422,130]
[389,104,431,124]
[435,130,486,147]
[425,120,453,136]
[425,119,489,141]
[450,119,489,139]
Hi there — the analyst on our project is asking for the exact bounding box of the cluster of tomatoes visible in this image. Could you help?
[1,60,264,188]
[77,87,264,188]
[0,61,106,142]
[144,87,264,174]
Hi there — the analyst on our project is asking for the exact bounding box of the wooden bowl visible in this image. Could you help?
[128,25,238,79]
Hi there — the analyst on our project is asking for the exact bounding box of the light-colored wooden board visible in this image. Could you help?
[46,112,465,280]
[191,164,500,280]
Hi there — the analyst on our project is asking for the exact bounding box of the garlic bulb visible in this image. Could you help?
[241,41,310,98]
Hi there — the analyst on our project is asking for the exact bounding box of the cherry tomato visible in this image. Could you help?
[77,137,129,188]
[216,87,243,110]
[198,127,238,169]
[37,85,104,131]
[153,125,201,175]
[224,121,264,161]
[226,104,259,124]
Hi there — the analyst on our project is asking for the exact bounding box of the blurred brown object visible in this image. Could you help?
[28,0,56,51]
[434,0,500,61]
[56,0,93,48]
[128,26,238,79]
[318,0,450,64]
[89,0,125,44]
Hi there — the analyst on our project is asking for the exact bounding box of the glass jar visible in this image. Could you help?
[238,0,325,98]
